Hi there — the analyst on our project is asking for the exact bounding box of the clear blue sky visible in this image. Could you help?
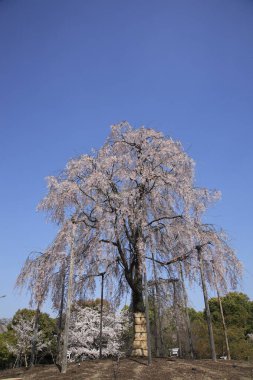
[0,0,252,318]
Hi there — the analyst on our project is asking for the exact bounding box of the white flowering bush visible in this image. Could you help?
[68,306,129,360]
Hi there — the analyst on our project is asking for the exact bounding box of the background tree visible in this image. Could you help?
[189,292,253,360]
[0,328,16,369]
[209,292,253,360]
[7,317,46,368]
[7,309,57,367]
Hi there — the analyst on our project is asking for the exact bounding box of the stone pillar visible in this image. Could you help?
[132,312,148,357]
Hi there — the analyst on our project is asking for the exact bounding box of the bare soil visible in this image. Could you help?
[0,358,253,380]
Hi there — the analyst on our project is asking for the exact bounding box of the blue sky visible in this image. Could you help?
[0,0,252,318]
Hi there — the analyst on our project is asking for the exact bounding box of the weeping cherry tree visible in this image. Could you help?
[37,122,231,357]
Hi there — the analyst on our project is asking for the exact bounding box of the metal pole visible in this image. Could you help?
[144,271,152,365]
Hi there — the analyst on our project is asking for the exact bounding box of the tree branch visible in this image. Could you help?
[100,239,118,247]
[146,215,183,227]
[146,248,193,267]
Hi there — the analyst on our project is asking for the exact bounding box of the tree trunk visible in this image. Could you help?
[197,247,216,361]
[131,234,149,358]
[30,304,40,366]
[13,355,19,368]
[179,262,194,359]
[60,223,76,374]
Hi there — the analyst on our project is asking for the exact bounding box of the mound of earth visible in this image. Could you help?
[0,358,252,379]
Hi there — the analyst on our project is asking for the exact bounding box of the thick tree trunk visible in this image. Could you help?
[197,247,216,361]
[131,234,149,358]
[131,273,148,357]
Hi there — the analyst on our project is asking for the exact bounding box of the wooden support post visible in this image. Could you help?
[211,261,231,360]
[144,271,152,365]
[197,246,216,361]
[99,272,105,359]
[172,281,182,357]
[56,266,66,367]
[179,262,194,359]
[151,251,162,356]
[61,222,76,374]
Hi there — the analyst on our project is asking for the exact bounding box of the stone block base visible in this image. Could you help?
[132,348,148,357]
[132,312,148,357]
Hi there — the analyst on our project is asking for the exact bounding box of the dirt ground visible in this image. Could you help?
[0,358,253,380]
